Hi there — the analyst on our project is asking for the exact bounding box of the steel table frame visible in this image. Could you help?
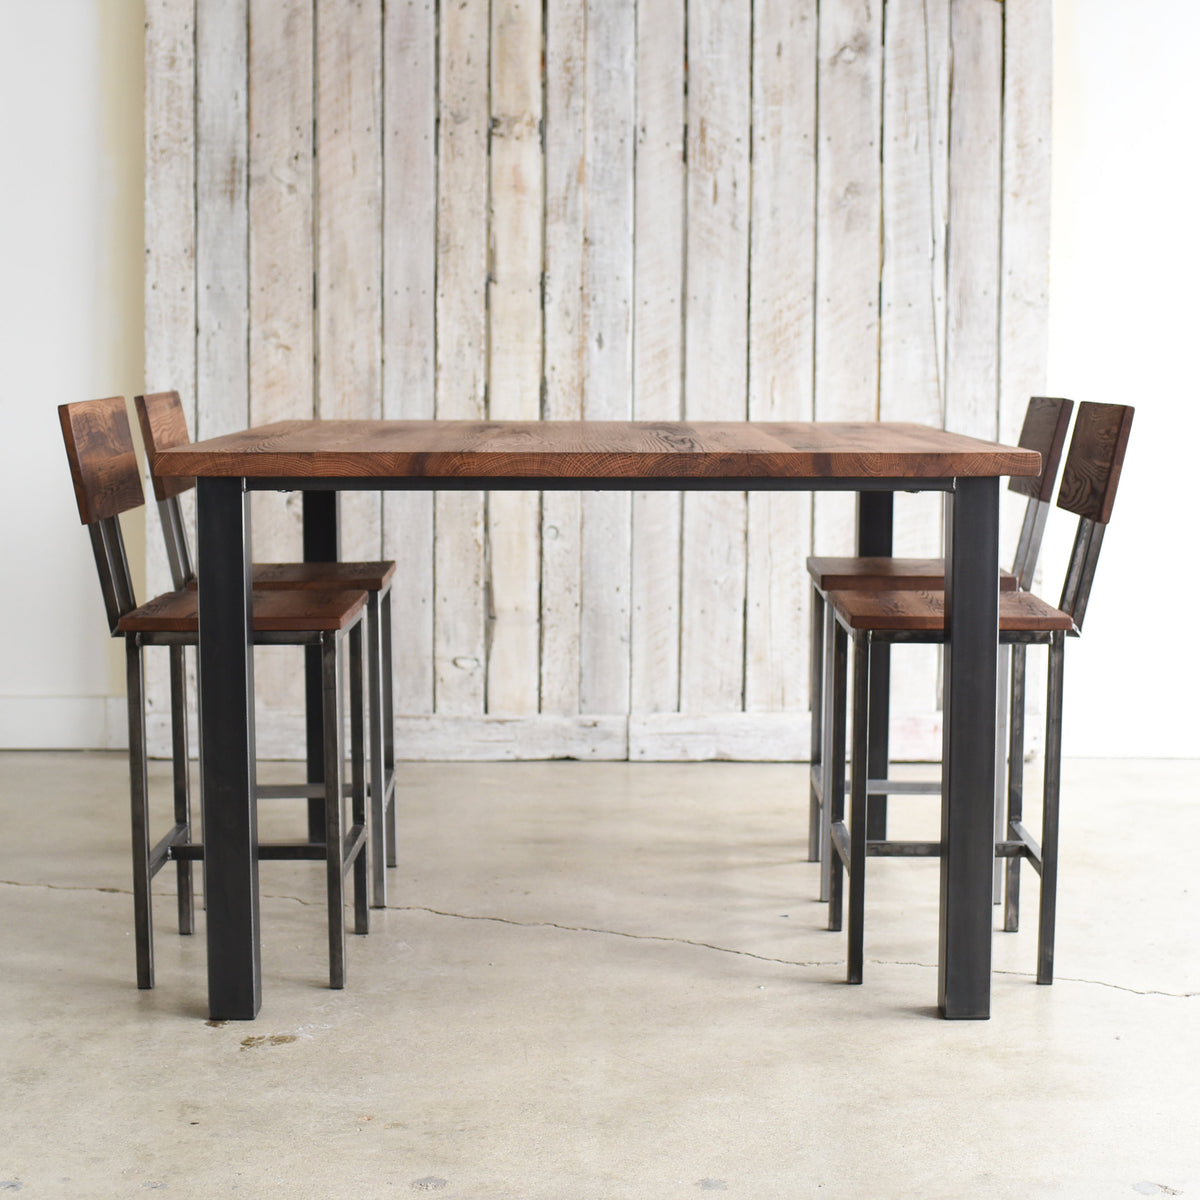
[192,465,1000,1022]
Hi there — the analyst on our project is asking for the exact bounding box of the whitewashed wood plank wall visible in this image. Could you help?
[143,0,1051,762]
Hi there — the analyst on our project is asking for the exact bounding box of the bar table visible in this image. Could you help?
[155,419,1040,1021]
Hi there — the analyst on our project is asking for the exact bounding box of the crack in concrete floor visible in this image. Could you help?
[6,877,1196,998]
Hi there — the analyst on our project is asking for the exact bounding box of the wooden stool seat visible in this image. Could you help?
[825,586,1076,634]
[248,560,396,592]
[182,561,396,592]
[808,555,1019,593]
[117,587,369,635]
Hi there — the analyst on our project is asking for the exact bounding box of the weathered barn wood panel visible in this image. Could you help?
[143,0,1050,761]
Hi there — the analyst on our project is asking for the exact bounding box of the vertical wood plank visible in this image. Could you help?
[145,0,197,414]
[249,0,313,556]
[195,0,249,441]
[316,0,383,565]
[383,0,437,715]
[193,0,249,751]
[435,0,490,715]
[881,0,945,455]
[880,0,949,718]
[486,0,543,714]
[248,0,314,717]
[540,0,587,716]
[999,0,1053,544]
[144,0,197,755]
[998,0,1054,748]
[813,0,883,555]
[580,0,635,715]
[629,0,685,716]
[944,0,1002,441]
[745,0,817,713]
[158,0,1052,762]
[680,0,751,714]
[928,0,952,426]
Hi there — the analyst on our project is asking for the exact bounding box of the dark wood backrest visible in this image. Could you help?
[1007,397,1073,589]
[58,397,145,524]
[134,390,196,588]
[134,391,195,502]
[1054,401,1134,631]
[1056,401,1134,524]
[58,398,143,633]
[1008,396,1074,502]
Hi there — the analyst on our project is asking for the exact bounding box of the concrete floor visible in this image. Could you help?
[0,752,1196,1198]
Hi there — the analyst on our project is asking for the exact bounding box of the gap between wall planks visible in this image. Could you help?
[142,0,1051,763]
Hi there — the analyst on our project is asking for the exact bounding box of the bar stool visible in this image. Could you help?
[134,391,398,909]
[823,401,1133,984]
[59,396,370,991]
[806,397,1074,898]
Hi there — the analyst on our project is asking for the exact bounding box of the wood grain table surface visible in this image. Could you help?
[156,419,1041,482]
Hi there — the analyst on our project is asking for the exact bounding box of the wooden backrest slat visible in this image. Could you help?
[58,397,145,524]
[135,391,195,501]
[1056,402,1135,523]
[1008,396,1074,501]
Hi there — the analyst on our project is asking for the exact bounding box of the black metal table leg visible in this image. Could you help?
[939,476,999,1019]
[856,491,893,840]
[197,476,260,1021]
[303,491,340,843]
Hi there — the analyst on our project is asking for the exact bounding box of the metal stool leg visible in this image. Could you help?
[349,621,370,936]
[1004,644,1027,934]
[127,636,154,989]
[993,644,1010,904]
[808,585,825,863]
[322,632,347,989]
[819,602,838,903]
[847,631,870,984]
[1037,633,1065,985]
[381,585,398,869]
[169,643,194,936]
[826,619,848,933]
[366,591,387,908]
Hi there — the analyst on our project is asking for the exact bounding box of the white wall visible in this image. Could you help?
[1047,0,1200,756]
[0,0,143,748]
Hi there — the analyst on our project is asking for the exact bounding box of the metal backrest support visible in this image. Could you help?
[156,496,195,590]
[1009,501,1051,592]
[134,392,196,589]
[88,517,138,636]
[59,397,145,635]
[1058,518,1106,634]
[1054,402,1135,631]
[1008,397,1074,589]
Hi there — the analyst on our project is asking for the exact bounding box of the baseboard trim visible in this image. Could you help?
[137,709,945,762]
[0,696,127,751]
